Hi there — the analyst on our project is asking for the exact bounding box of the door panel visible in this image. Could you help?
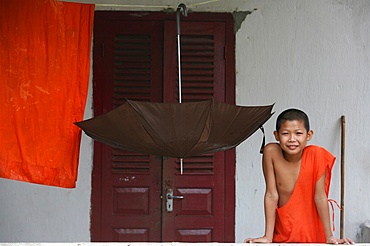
[94,20,163,242]
[91,12,235,242]
[162,154,225,242]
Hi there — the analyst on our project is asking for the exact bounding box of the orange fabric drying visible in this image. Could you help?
[0,0,94,188]
[273,145,336,243]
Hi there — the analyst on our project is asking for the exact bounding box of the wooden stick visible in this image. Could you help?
[340,115,345,238]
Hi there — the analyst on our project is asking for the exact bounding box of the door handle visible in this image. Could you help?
[166,189,183,212]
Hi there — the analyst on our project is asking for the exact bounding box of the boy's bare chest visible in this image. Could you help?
[274,160,301,206]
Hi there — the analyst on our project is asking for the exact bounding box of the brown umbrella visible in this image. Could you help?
[75,99,274,158]
[76,4,274,173]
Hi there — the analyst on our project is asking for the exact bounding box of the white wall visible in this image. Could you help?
[235,0,370,243]
[1,0,369,243]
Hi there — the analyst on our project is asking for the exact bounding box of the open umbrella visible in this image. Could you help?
[75,99,274,158]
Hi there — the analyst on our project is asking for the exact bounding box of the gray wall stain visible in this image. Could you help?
[233,9,257,34]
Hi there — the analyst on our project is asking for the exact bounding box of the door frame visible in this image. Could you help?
[90,11,236,242]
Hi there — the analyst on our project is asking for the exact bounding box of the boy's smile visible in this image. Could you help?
[273,119,313,158]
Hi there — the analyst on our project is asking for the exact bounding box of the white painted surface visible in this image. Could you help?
[235,0,370,243]
[0,244,370,246]
[1,0,370,243]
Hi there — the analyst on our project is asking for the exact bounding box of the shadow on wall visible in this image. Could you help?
[360,220,370,243]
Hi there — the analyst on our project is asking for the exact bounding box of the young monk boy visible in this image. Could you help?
[245,108,354,244]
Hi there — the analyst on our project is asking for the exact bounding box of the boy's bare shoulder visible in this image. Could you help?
[263,142,284,161]
[263,142,282,154]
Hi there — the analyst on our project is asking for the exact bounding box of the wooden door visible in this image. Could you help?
[92,19,164,242]
[91,12,235,242]
[161,20,227,242]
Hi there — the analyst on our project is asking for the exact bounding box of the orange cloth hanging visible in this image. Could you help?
[0,0,94,188]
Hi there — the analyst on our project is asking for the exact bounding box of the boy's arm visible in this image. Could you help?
[315,171,354,244]
[262,144,279,242]
[315,171,333,241]
[244,144,279,243]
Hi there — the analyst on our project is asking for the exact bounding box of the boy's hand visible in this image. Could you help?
[327,236,355,245]
[244,236,272,243]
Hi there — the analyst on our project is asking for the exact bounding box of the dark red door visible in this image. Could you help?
[161,20,228,242]
[91,12,235,242]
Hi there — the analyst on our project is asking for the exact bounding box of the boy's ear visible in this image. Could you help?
[307,130,314,141]
[273,130,279,141]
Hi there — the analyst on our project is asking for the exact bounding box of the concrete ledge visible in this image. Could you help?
[0,243,368,246]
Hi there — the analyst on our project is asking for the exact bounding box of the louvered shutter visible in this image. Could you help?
[107,22,163,174]
[112,33,153,173]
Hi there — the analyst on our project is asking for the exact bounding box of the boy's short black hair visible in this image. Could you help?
[276,108,310,132]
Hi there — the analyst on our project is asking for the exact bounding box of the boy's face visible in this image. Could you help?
[273,119,313,155]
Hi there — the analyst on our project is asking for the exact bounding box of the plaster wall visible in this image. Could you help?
[234,0,370,243]
[0,0,369,243]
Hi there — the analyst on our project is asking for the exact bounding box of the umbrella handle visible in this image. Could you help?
[176,3,188,36]
[176,3,188,104]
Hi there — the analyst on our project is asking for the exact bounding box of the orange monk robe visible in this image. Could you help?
[273,145,336,243]
[0,0,94,188]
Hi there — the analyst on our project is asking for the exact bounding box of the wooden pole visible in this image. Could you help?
[340,115,345,238]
